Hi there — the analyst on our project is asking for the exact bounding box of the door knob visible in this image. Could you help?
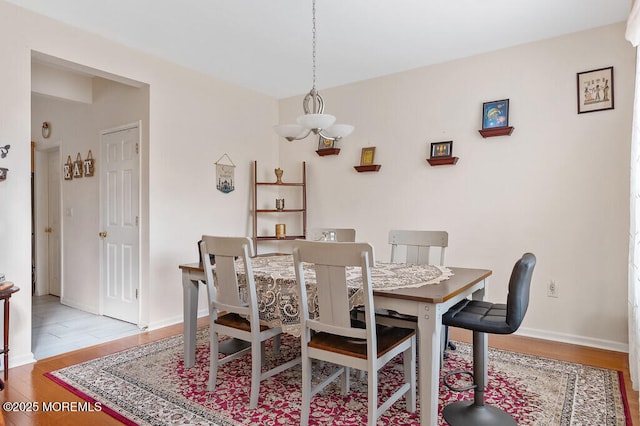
[99,231,108,238]
[45,227,52,233]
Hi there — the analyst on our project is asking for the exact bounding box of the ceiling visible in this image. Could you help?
[8,0,633,99]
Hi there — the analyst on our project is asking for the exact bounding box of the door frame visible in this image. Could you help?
[46,148,61,297]
[98,121,142,324]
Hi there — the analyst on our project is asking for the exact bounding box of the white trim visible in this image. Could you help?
[517,326,629,353]
[6,353,37,370]
[144,308,209,332]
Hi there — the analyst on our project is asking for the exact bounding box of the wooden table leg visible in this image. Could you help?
[182,275,199,368]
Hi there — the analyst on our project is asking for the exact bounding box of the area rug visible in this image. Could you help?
[45,327,631,425]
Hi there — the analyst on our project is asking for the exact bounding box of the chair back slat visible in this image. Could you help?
[405,246,430,265]
[200,235,256,317]
[214,255,244,307]
[314,264,352,329]
[293,241,374,341]
[389,230,448,265]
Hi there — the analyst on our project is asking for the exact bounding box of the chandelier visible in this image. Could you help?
[273,0,354,142]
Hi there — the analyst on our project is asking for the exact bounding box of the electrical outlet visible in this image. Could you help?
[547,280,558,298]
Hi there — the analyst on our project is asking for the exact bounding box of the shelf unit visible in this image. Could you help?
[252,161,307,253]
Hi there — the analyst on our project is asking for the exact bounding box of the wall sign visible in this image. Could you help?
[73,153,83,178]
[64,151,96,181]
[83,150,95,177]
[215,153,235,193]
[64,156,73,180]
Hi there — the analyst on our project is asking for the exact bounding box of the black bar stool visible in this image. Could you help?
[441,253,536,426]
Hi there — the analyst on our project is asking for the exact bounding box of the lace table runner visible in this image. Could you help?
[229,255,453,336]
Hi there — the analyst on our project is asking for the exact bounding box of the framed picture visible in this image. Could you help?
[482,99,509,129]
[430,141,453,158]
[318,136,334,150]
[577,66,614,114]
[360,147,376,165]
[482,99,509,130]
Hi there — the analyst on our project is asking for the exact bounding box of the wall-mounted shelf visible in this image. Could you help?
[478,126,514,138]
[316,148,340,156]
[354,164,382,173]
[427,157,459,166]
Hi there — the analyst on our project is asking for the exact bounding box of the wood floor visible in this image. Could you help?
[0,318,637,425]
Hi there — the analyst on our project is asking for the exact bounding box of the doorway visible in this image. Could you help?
[31,53,149,358]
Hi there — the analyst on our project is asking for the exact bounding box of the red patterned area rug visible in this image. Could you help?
[45,327,631,425]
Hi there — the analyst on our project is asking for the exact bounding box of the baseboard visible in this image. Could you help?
[6,352,37,370]
[146,316,182,331]
[146,308,210,331]
[517,327,629,353]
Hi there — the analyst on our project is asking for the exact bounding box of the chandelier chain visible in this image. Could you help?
[272,0,352,142]
[312,0,317,90]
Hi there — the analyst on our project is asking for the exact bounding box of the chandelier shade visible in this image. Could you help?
[273,124,307,141]
[324,123,355,139]
[296,113,335,131]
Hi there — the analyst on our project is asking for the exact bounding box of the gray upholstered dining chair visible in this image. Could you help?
[199,235,300,409]
[308,227,356,242]
[441,252,536,426]
[292,240,416,426]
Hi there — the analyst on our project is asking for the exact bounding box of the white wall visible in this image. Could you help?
[278,23,635,351]
[0,1,279,367]
[31,62,93,104]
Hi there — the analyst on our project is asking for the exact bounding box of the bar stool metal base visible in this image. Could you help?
[443,400,517,426]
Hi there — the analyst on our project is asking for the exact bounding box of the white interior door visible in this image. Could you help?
[47,150,61,296]
[100,123,140,324]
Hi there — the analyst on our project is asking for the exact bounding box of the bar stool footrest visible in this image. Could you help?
[443,370,476,392]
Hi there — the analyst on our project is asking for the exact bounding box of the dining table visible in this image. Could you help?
[178,254,491,426]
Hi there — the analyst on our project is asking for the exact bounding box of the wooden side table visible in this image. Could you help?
[0,285,19,382]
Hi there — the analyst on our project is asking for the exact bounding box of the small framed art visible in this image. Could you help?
[430,141,453,158]
[577,66,613,114]
[360,147,376,166]
[318,136,334,150]
[482,99,509,129]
